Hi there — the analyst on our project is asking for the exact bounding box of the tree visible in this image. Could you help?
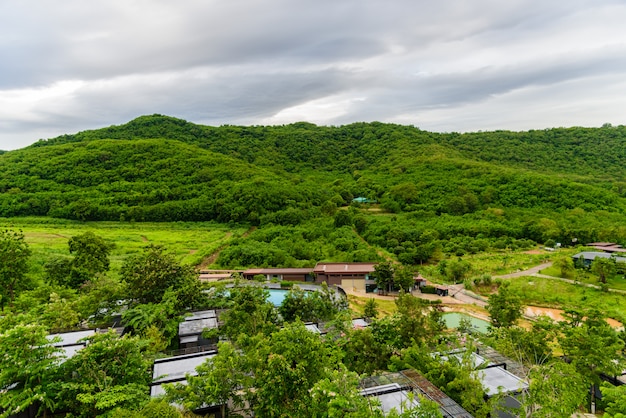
[601,383,626,417]
[278,283,340,322]
[51,331,152,417]
[394,265,415,292]
[121,245,198,306]
[0,229,32,310]
[218,285,279,342]
[46,232,114,289]
[444,259,472,283]
[560,309,624,412]
[251,322,337,417]
[363,298,379,320]
[487,282,523,328]
[374,261,394,294]
[518,361,586,418]
[0,324,62,418]
[553,256,575,278]
[591,256,616,284]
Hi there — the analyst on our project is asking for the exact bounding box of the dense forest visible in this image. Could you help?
[3,117,626,417]
[1,115,626,268]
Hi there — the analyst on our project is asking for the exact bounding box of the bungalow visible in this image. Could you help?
[178,310,219,350]
[572,252,626,268]
[313,262,377,292]
[150,351,224,417]
[360,370,472,417]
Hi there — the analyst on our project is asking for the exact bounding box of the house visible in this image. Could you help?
[241,267,315,282]
[435,347,528,418]
[150,351,224,417]
[313,262,377,292]
[587,242,626,253]
[571,252,626,268]
[360,370,473,417]
[47,328,124,361]
[178,310,219,350]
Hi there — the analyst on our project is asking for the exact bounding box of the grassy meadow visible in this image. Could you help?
[0,217,247,280]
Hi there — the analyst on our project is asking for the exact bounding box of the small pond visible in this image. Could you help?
[443,312,490,333]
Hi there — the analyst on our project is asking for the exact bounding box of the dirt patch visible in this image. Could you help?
[141,235,149,242]
[523,249,543,255]
[525,305,624,329]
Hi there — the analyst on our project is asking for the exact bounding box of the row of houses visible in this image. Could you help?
[200,262,379,292]
[200,262,447,294]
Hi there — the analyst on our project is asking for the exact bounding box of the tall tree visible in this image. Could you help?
[0,229,32,310]
[487,282,523,328]
[374,261,394,294]
[560,309,624,412]
[591,257,616,284]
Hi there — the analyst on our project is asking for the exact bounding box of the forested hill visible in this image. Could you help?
[2,115,626,246]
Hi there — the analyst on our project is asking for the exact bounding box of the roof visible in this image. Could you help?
[361,383,419,413]
[151,351,217,397]
[572,252,626,263]
[314,262,377,274]
[360,371,472,418]
[243,268,314,275]
[179,317,219,337]
[472,367,528,396]
[48,330,95,347]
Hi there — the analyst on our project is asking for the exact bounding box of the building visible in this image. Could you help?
[178,310,219,351]
[435,348,528,418]
[150,351,224,417]
[360,370,473,417]
[241,267,314,282]
[571,252,626,268]
[314,262,377,291]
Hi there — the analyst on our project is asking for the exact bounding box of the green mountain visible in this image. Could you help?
[3,115,626,266]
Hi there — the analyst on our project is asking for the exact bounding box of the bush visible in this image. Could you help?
[420,285,437,294]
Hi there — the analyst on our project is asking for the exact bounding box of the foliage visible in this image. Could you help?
[121,245,202,307]
[45,231,114,289]
[363,298,378,320]
[51,331,153,417]
[373,261,395,294]
[0,324,62,418]
[338,328,393,375]
[279,283,346,323]
[218,284,280,342]
[518,361,586,418]
[0,229,32,309]
[486,282,523,328]
[601,383,626,417]
[591,257,617,284]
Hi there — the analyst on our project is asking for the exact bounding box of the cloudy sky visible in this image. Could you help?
[1,0,626,150]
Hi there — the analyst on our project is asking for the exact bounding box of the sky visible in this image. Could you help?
[2,0,626,150]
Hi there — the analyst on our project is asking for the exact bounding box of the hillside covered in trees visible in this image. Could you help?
[2,115,626,267]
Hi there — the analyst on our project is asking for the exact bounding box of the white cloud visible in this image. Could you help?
[1,0,626,149]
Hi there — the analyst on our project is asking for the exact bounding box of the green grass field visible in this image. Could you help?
[1,217,247,279]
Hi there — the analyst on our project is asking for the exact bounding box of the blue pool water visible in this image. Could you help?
[442,312,490,333]
[267,289,290,306]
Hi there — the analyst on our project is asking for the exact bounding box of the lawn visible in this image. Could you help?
[1,217,247,280]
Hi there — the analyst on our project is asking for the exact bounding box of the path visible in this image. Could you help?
[495,261,626,295]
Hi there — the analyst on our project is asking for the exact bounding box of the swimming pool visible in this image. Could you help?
[442,312,490,333]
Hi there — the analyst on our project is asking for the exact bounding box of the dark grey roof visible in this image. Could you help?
[572,252,626,263]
